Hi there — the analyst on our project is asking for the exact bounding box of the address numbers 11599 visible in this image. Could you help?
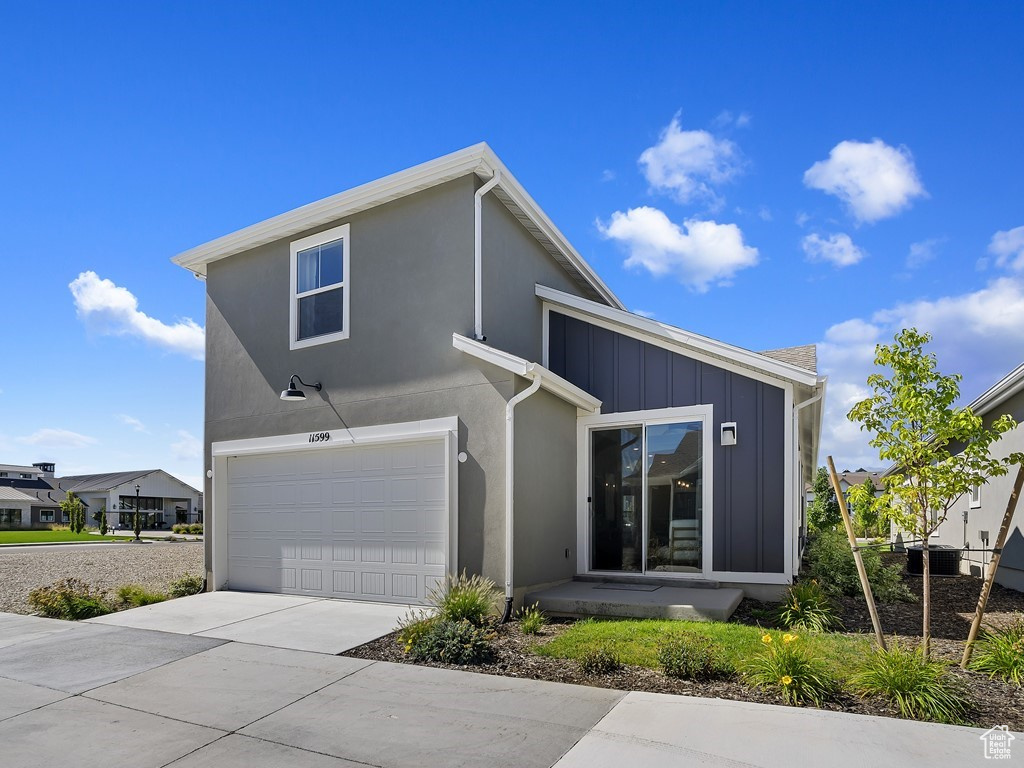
[308,432,331,443]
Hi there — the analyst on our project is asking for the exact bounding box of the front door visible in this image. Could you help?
[588,414,708,577]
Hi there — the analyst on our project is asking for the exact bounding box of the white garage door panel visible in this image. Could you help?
[227,439,448,604]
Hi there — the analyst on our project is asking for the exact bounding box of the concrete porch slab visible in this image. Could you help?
[85,591,320,634]
[165,734,367,767]
[195,597,411,654]
[525,580,743,621]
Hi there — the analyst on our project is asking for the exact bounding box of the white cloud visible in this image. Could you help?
[803,139,925,223]
[17,428,98,449]
[639,113,743,207]
[757,206,772,222]
[171,430,202,462]
[795,211,811,227]
[116,414,147,433]
[632,309,656,319]
[818,277,1024,469]
[906,238,943,270]
[600,169,616,182]
[712,110,751,129]
[989,226,1024,272]
[598,206,759,292]
[801,232,865,267]
[70,271,205,360]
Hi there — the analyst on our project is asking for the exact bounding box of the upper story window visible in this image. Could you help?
[970,484,982,508]
[290,223,350,350]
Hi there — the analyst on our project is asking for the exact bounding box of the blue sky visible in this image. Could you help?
[2,1,1023,486]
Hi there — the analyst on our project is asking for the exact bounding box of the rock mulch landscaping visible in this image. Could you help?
[0,541,203,614]
[345,559,1024,730]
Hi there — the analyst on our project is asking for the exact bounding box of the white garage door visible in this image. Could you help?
[226,438,448,604]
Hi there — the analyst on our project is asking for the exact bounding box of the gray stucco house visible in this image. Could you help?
[895,362,1024,591]
[172,144,825,606]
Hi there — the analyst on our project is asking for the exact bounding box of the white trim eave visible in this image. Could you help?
[170,143,624,310]
[452,333,601,414]
[538,284,819,388]
[969,361,1024,417]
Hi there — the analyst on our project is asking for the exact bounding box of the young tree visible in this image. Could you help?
[807,466,842,532]
[848,328,1022,658]
[61,492,86,534]
[94,506,108,536]
[853,478,880,538]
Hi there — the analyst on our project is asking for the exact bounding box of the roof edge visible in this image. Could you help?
[537,284,820,387]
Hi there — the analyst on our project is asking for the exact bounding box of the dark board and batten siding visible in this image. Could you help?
[548,311,786,574]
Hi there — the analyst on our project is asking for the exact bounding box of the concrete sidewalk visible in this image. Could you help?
[0,610,1014,767]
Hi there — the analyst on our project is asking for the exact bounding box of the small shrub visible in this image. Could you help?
[776,581,842,631]
[27,578,112,620]
[806,530,914,603]
[428,570,500,628]
[579,645,621,675]
[851,642,970,724]
[744,632,838,706]
[968,616,1024,686]
[658,632,731,680]
[168,574,204,598]
[187,523,204,535]
[116,584,168,607]
[517,602,547,635]
[396,609,439,654]
[171,524,185,534]
[407,618,495,665]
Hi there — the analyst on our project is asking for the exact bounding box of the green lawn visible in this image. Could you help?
[0,530,136,544]
[534,618,873,678]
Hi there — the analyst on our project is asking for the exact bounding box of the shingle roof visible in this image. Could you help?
[0,487,43,503]
[0,463,43,474]
[759,344,817,374]
[56,470,157,493]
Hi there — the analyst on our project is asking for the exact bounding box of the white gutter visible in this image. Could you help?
[474,170,501,340]
[502,369,542,620]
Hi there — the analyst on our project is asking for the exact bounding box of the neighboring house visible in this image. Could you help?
[896,362,1024,590]
[0,463,63,526]
[172,143,825,605]
[56,470,202,529]
[837,469,883,497]
[0,463,201,529]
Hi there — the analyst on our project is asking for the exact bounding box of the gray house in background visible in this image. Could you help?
[905,362,1024,590]
[172,144,825,605]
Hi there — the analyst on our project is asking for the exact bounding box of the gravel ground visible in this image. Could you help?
[0,541,204,614]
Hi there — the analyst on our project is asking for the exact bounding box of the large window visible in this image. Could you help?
[586,408,711,577]
[40,510,55,523]
[0,509,23,528]
[290,223,350,349]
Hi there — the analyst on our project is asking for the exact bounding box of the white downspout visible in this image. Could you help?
[474,170,501,341]
[501,367,542,622]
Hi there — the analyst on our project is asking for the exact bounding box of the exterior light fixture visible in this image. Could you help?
[280,374,322,401]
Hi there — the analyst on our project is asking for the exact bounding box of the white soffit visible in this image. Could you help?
[171,143,623,309]
[452,333,601,413]
[537,284,821,389]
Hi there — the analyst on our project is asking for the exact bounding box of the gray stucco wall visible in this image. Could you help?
[932,388,1024,590]
[201,174,596,589]
[548,311,787,574]
[513,385,579,590]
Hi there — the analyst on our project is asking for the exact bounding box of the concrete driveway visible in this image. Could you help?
[0,609,1014,767]
[86,591,410,654]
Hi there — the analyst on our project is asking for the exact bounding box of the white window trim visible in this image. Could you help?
[970,484,982,509]
[577,405,714,581]
[40,510,55,522]
[289,223,351,350]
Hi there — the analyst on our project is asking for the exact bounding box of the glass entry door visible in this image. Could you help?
[589,419,705,576]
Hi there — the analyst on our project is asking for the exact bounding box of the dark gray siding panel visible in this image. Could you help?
[549,312,787,574]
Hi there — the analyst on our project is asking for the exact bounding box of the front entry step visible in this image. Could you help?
[524,580,743,622]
